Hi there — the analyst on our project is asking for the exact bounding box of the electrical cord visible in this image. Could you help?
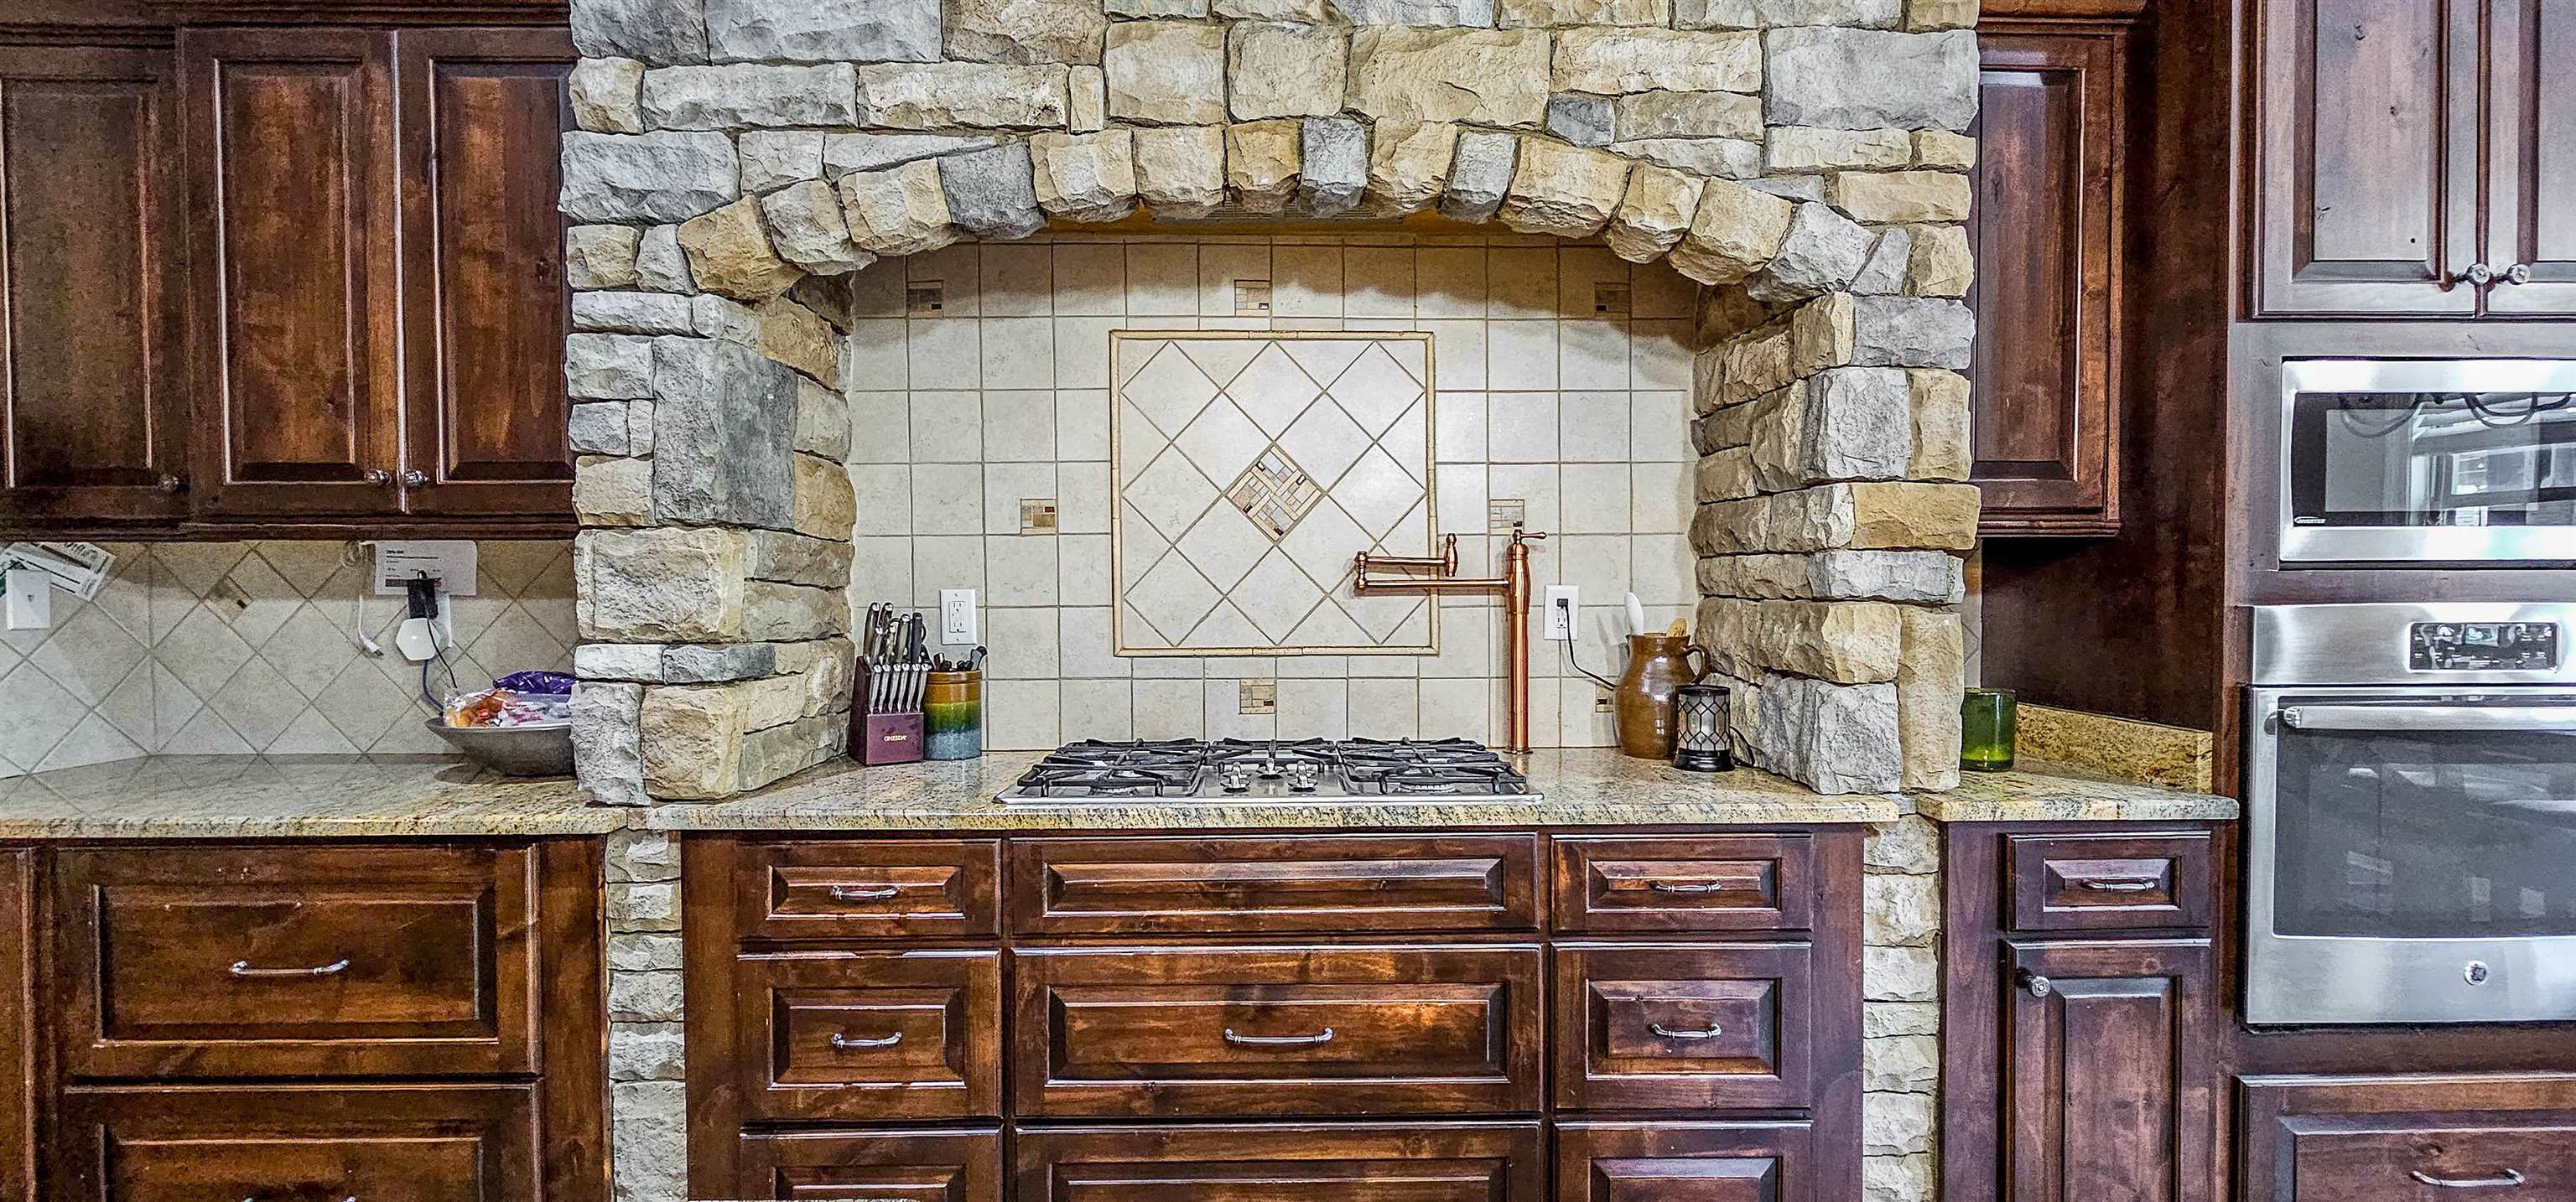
[1555,595,1618,691]
[340,540,383,657]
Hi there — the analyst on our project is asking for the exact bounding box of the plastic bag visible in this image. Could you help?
[442,687,573,728]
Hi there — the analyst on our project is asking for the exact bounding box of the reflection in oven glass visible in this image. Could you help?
[2295,390,2576,530]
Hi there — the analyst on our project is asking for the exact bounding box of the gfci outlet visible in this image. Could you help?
[1543,585,1579,640]
[940,588,978,645]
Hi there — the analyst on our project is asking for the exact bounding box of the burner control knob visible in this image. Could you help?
[1219,764,1253,793]
[1285,763,1321,792]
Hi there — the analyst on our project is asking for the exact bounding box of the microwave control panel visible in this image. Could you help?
[2411,621,2562,671]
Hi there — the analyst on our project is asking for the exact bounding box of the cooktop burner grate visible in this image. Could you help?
[1000,738,1534,801]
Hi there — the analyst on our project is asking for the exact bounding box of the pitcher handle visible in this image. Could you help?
[1685,643,1712,681]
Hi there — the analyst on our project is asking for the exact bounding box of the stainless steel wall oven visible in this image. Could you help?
[2279,359,2576,564]
[2246,604,2576,1025]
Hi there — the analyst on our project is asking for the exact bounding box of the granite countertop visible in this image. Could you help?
[640,748,2236,832]
[0,755,625,840]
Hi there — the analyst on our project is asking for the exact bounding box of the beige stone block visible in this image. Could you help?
[606,881,678,931]
[744,581,848,640]
[676,197,802,302]
[1364,120,1458,215]
[569,225,644,291]
[754,296,838,386]
[1864,1153,1937,1202]
[1906,0,1976,30]
[757,179,871,276]
[1862,872,1940,946]
[1602,165,1703,263]
[1850,481,1978,550]
[1864,815,1940,875]
[1697,597,1905,684]
[580,526,746,642]
[944,0,1109,65]
[638,684,750,799]
[1831,169,1971,223]
[1227,119,1302,214]
[1552,28,1758,94]
[1347,28,1551,129]
[857,62,1070,129]
[740,712,844,790]
[791,453,857,538]
[570,57,645,133]
[1105,20,1227,125]
[1863,999,1940,1039]
[794,379,849,461]
[1696,445,1759,502]
[1906,368,1970,481]
[1611,89,1763,142]
[1789,291,1855,374]
[1897,605,1963,792]
[1768,126,1912,173]
[1133,125,1228,216]
[1863,942,1937,1005]
[1070,65,1107,132]
[1499,0,1669,24]
[1904,222,1971,297]
[1914,128,1975,169]
[1498,137,1630,238]
[746,529,856,588]
[574,455,652,526]
[1862,1032,1940,1093]
[1863,1091,1935,1156]
[1228,21,1348,120]
[1667,178,1794,284]
[1030,129,1140,220]
[837,159,960,256]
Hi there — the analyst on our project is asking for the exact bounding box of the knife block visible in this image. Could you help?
[848,661,925,767]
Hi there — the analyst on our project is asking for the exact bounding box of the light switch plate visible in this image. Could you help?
[940,588,978,645]
[3,568,49,630]
[1544,585,1578,640]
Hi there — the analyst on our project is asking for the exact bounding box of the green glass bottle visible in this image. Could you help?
[1961,687,2017,773]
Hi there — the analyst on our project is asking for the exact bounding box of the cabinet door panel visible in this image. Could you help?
[2252,0,2481,315]
[56,1084,538,1202]
[1972,30,2122,535]
[734,1128,1003,1201]
[396,28,572,516]
[2485,0,2576,314]
[2004,939,2214,1202]
[181,28,397,516]
[2239,1074,2576,1202]
[1015,1123,1545,1202]
[1555,1122,1811,1202]
[0,46,186,523]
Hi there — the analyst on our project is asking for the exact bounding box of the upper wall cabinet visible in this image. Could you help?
[180,25,571,524]
[1970,14,2132,537]
[2251,0,2576,317]
[0,44,190,525]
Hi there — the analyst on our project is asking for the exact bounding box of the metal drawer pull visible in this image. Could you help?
[229,957,351,979]
[828,884,900,901]
[2075,878,2162,893]
[1649,1022,1723,1040]
[2411,1169,2525,1189]
[1648,879,1729,894]
[829,1031,903,1050]
[1223,1027,1335,1047]
[2019,971,2053,998]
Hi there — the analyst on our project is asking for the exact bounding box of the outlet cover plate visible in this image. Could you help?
[1544,585,1578,640]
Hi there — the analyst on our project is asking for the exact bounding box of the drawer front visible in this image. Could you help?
[1554,942,1815,1111]
[59,1083,537,1202]
[56,845,532,1078]
[736,839,1001,941]
[733,950,1001,1122]
[735,1127,1002,1201]
[1009,835,1542,935]
[2241,1074,2576,1202]
[1556,1122,1811,1202]
[1015,1122,1545,1202]
[2007,833,2211,930]
[1011,945,1545,1117]
[1554,836,1813,932]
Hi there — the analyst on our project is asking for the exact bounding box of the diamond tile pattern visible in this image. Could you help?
[0,541,576,780]
[1113,334,1435,654]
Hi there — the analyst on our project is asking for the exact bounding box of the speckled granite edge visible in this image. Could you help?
[2016,704,2217,793]
[1916,759,2239,823]
[0,755,624,840]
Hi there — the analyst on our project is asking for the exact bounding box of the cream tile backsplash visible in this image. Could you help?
[847,232,1702,751]
[0,540,576,779]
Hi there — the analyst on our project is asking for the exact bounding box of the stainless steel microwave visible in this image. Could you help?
[2280,359,2576,564]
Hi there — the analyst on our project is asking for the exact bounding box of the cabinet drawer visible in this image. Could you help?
[735,839,1000,941]
[55,844,533,1078]
[2241,1074,2576,1202]
[1015,1122,1544,1202]
[1556,1122,1812,1202]
[732,950,1001,1122]
[734,1127,1002,1201]
[1553,836,1812,932]
[1010,945,1545,1117]
[2006,832,2211,930]
[1009,835,1541,935]
[1554,942,1815,1111]
[58,1083,537,1202]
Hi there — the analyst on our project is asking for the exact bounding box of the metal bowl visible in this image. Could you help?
[424,720,575,777]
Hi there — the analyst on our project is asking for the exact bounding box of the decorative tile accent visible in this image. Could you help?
[1110,331,1437,656]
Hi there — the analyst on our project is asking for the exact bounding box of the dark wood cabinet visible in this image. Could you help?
[1015,1123,1546,1202]
[2002,938,2215,1202]
[0,44,188,525]
[1555,1122,1812,1202]
[56,1083,543,1202]
[735,1127,1005,1202]
[2239,1074,2576,1201]
[1971,22,2129,536]
[2251,0,2576,317]
[0,852,30,1202]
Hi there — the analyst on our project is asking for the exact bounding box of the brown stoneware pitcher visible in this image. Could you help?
[1614,633,1711,759]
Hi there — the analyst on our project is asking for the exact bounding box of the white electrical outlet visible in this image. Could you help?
[3,568,49,631]
[1544,585,1579,640]
[941,588,979,645]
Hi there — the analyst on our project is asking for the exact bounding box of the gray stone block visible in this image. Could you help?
[1438,127,1517,221]
[649,337,795,528]
[572,0,709,65]
[661,643,781,683]
[704,0,940,63]
[1763,28,1978,132]
[822,132,1004,179]
[561,132,738,224]
[634,225,697,293]
[570,681,647,804]
[1851,296,1973,369]
[1332,0,1497,22]
[1299,118,1367,216]
[1547,95,1613,148]
[567,333,655,400]
[1850,225,1914,295]
[573,291,696,335]
[937,144,1045,240]
[1748,201,1872,302]
[575,642,665,682]
[639,63,859,130]
[569,402,635,457]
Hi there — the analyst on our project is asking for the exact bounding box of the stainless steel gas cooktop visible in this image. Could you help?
[999,738,1536,802]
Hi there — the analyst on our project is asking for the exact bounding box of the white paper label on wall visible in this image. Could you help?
[374,541,480,596]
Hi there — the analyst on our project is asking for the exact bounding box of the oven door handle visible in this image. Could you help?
[2279,704,2576,733]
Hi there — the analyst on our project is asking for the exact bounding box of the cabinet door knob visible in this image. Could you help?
[402,469,428,489]
[2454,262,2497,288]
[364,469,392,486]
[2504,263,2534,286]
[157,474,184,494]
[2018,970,2052,998]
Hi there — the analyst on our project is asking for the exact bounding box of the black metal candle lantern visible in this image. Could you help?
[1671,683,1734,772]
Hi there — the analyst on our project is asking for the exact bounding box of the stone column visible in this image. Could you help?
[605,829,687,1202]
[1862,811,1943,1201]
